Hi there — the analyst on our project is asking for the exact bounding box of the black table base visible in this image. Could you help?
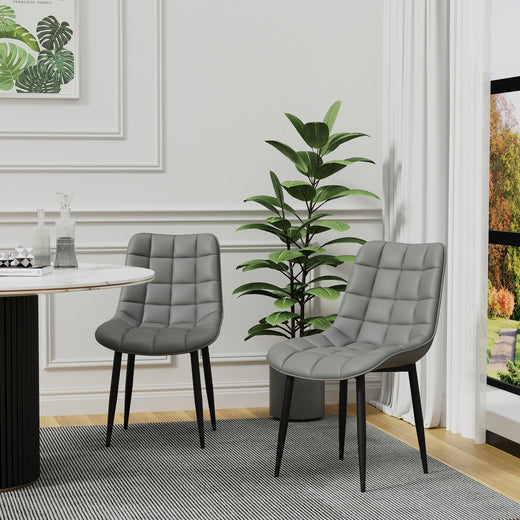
[0,296,39,490]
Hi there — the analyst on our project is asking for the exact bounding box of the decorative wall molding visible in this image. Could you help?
[0,207,382,226]
[0,0,124,140]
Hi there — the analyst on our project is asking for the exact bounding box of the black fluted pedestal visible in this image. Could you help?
[0,296,39,491]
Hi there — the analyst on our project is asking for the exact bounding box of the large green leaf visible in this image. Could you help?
[314,185,350,203]
[266,140,308,172]
[0,24,40,53]
[0,5,15,32]
[323,132,368,154]
[245,323,288,340]
[15,62,60,93]
[323,101,341,132]
[295,151,322,176]
[233,282,288,296]
[311,220,350,232]
[306,275,348,286]
[305,287,341,301]
[236,222,284,238]
[302,122,329,148]
[281,180,316,202]
[274,298,297,310]
[37,16,73,51]
[322,237,366,247]
[0,42,35,91]
[341,189,380,199]
[305,255,343,269]
[236,259,288,272]
[244,194,294,214]
[299,246,326,254]
[244,195,280,214]
[304,317,332,329]
[266,216,291,230]
[37,48,74,84]
[245,329,288,340]
[269,250,305,263]
[266,311,299,326]
[314,157,375,179]
[336,255,356,263]
[270,171,285,207]
[285,112,306,141]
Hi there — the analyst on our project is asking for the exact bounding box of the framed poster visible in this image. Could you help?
[0,0,78,98]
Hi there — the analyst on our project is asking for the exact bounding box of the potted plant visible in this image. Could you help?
[234,101,377,420]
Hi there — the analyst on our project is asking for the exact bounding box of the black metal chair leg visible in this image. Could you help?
[339,379,348,460]
[201,347,217,431]
[408,364,428,473]
[190,350,205,449]
[356,374,366,492]
[124,354,135,430]
[274,375,294,477]
[106,351,122,447]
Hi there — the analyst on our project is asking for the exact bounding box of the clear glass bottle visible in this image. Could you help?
[32,208,51,267]
[54,192,78,268]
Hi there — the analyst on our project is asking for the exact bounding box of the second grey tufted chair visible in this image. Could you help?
[267,241,445,491]
[95,233,223,449]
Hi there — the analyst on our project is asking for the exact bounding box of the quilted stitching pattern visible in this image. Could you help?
[267,241,445,380]
[95,233,223,355]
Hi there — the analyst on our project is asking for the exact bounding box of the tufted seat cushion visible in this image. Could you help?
[95,233,223,356]
[267,241,444,381]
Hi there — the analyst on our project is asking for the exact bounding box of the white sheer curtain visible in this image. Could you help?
[373,0,489,441]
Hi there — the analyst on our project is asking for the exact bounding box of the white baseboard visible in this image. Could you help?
[40,375,382,417]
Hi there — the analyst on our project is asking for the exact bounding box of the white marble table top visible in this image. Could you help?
[0,263,155,296]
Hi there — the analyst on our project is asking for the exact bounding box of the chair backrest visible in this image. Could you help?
[116,233,223,329]
[329,241,444,350]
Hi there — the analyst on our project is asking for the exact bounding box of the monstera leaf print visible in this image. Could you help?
[0,5,15,32]
[37,16,72,51]
[0,42,34,90]
[0,24,39,53]
[38,48,74,85]
[15,62,60,93]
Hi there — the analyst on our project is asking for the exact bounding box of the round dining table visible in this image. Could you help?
[0,264,155,491]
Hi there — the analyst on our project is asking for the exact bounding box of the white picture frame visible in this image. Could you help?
[0,0,79,99]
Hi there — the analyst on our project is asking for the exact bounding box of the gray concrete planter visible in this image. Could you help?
[269,367,324,421]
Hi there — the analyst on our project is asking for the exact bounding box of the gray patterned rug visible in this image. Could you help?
[1,416,519,520]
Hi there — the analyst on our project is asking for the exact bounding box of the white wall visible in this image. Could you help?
[0,0,383,415]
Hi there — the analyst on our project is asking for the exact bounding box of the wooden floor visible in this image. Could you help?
[41,403,520,504]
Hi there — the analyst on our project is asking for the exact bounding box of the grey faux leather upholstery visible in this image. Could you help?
[267,241,445,381]
[95,233,223,356]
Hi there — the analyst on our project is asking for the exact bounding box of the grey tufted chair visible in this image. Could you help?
[95,233,223,449]
[267,241,445,491]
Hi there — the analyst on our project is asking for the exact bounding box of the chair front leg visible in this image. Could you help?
[106,351,122,447]
[190,350,205,449]
[408,364,428,473]
[339,379,348,460]
[274,375,294,477]
[356,374,366,492]
[124,354,135,430]
[201,347,217,431]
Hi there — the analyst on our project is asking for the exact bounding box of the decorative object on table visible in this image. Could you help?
[0,0,78,98]
[54,192,78,268]
[0,251,13,267]
[233,100,377,420]
[267,241,445,493]
[33,208,51,267]
[11,246,34,267]
[0,265,53,277]
[96,233,223,450]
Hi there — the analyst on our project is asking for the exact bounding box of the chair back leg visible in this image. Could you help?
[190,351,205,449]
[339,379,348,460]
[106,351,122,447]
[408,364,428,473]
[201,347,217,431]
[124,354,135,430]
[356,375,366,492]
[274,375,295,477]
